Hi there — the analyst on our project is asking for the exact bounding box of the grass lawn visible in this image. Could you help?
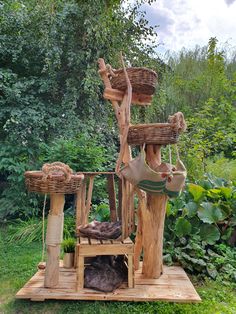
[1,227,236,314]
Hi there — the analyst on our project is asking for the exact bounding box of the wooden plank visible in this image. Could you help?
[128,254,134,288]
[123,237,133,244]
[85,176,95,224]
[80,181,87,226]
[128,184,135,234]
[111,239,122,244]
[79,237,89,245]
[75,186,83,228]
[78,244,134,256]
[103,87,152,106]
[16,263,201,303]
[107,174,117,222]
[117,178,122,221]
[77,256,84,290]
[90,238,101,245]
[134,190,145,270]
[101,239,112,244]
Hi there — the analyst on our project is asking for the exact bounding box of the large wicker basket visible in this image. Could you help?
[25,162,84,194]
[110,67,157,95]
[127,123,179,145]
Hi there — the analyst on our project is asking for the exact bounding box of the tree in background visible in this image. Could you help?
[0,0,160,220]
[145,38,236,179]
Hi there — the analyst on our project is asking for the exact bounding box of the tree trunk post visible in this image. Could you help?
[141,145,168,278]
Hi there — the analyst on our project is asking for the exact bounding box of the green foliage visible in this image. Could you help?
[199,224,220,245]
[61,237,76,253]
[6,218,44,244]
[40,135,107,172]
[146,38,236,180]
[6,214,77,244]
[63,215,76,239]
[90,202,111,222]
[206,155,236,182]
[0,0,159,221]
[175,217,192,237]
[165,174,236,282]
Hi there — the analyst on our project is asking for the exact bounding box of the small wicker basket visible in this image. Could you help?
[25,162,84,194]
[127,123,179,145]
[110,67,157,95]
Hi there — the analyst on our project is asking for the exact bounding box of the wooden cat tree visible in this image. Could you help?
[16,56,201,303]
[98,57,179,279]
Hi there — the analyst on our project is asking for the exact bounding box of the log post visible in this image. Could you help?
[44,193,65,288]
[141,145,168,278]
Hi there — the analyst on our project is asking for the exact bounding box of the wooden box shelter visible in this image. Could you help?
[16,56,201,303]
[75,172,135,290]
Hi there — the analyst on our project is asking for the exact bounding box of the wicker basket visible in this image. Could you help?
[110,67,157,95]
[25,162,84,194]
[127,123,179,145]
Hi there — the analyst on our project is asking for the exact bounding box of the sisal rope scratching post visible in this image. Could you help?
[44,193,65,288]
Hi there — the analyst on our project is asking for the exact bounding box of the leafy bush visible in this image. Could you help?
[0,133,108,222]
[40,135,107,172]
[206,155,236,182]
[90,202,111,222]
[164,174,236,283]
[0,0,159,222]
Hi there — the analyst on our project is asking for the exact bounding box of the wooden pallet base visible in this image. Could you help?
[16,262,201,303]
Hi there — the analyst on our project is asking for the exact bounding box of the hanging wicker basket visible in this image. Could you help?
[25,162,84,194]
[127,123,179,145]
[110,67,157,95]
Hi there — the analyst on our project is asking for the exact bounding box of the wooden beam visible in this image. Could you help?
[103,88,152,106]
[107,174,117,222]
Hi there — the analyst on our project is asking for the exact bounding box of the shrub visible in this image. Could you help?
[164,174,236,283]
[206,155,236,182]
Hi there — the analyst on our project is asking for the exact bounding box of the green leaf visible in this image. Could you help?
[198,202,224,223]
[175,217,192,237]
[206,264,218,279]
[221,227,233,241]
[166,203,172,217]
[200,224,220,244]
[188,183,206,202]
[207,189,222,199]
[185,202,198,217]
[230,214,236,226]
[219,187,232,199]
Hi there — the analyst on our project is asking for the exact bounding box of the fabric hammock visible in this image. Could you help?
[120,146,187,198]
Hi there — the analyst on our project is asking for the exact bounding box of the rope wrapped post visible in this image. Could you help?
[24,162,84,288]
[44,193,65,288]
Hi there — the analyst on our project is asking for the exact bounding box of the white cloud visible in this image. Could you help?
[142,0,236,54]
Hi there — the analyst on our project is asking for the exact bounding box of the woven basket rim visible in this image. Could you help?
[129,123,173,129]
[24,171,84,180]
[113,67,157,76]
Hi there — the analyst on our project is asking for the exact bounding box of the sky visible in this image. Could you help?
[141,0,236,56]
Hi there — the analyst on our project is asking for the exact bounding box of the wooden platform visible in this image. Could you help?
[16,263,201,302]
